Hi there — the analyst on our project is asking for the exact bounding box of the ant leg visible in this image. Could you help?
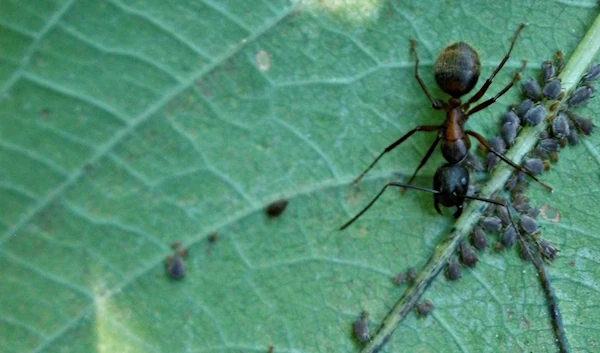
[465,23,526,105]
[353,125,441,184]
[410,40,445,110]
[467,60,526,116]
[340,183,440,230]
[406,137,442,185]
[465,130,553,191]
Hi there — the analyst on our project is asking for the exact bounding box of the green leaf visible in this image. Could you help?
[1,1,599,353]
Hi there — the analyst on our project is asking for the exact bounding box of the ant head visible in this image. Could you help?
[433,163,470,209]
[434,42,481,98]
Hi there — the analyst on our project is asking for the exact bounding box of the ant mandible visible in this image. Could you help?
[353,24,552,192]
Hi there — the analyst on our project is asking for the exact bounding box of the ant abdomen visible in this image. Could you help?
[434,42,481,97]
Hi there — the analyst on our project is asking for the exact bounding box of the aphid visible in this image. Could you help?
[496,203,511,227]
[537,238,559,261]
[208,232,218,243]
[518,239,532,262]
[513,193,531,213]
[406,267,417,283]
[503,110,521,125]
[552,113,570,139]
[447,258,462,280]
[583,63,600,82]
[522,78,542,101]
[486,136,506,172]
[394,272,406,285]
[567,111,594,135]
[353,311,370,343]
[541,60,556,83]
[538,138,560,153]
[471,226,488,251]
[501,121,519,146]
[567,85,593,106]
[501,225,517,247]
[524,104,545,126]
[480,216,503,233]
[517,99,534,120]
[462,152,484,172]
[567,129,579,146]
[416,299,434,317]
[459,241,478,268]
[266,199,289,217]
[523,158,544,176]
[166,242,188,280]
[349,24,549,192]
[520,215,539,235]
[542,78,562,100]
[527,207,540,219]
[267,346,274,353]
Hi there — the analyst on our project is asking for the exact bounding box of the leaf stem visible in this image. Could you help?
[361,14,600,353]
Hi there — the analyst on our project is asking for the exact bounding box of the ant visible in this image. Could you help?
[352,24,552,192]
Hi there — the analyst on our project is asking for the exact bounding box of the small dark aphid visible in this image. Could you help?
[541,60,556,83]
[567,85,593,106]
[266,199,289,217]
[520,215,539,235]
[538,239,559,261]
[267,346,274,353]
[549,101,560,112]
[459,241,478,268]
[416,299,434,317]
[539,138,560,153]
[542,78,562,100]
[503,110,521,125]
[208,232,218,243]
[166,242,188,280]
[552,113,570,139]
[501,121,519,146]
[447,258,462,280]
[527,207,540,219]
[353,311,370,343]
[471,226,488,251]
[486,136,506,172]
[496,204,511,227]
[406,267,417,283]
[568,129,579,146]
[501,225,517,247]
[394,272,406,285]
[524,104,545,126]
[522,78,542,101]
[523,158,544,176]
[583,63,600,82]
[480,216,503,233]
[517,99,534,119]
[518,239,532,261]
[511,180,530,196]
[462,152,484,172]
[513,193,531,213]
[567,112,594,135]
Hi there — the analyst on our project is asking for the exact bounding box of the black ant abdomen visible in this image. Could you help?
[434,42,481,98]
